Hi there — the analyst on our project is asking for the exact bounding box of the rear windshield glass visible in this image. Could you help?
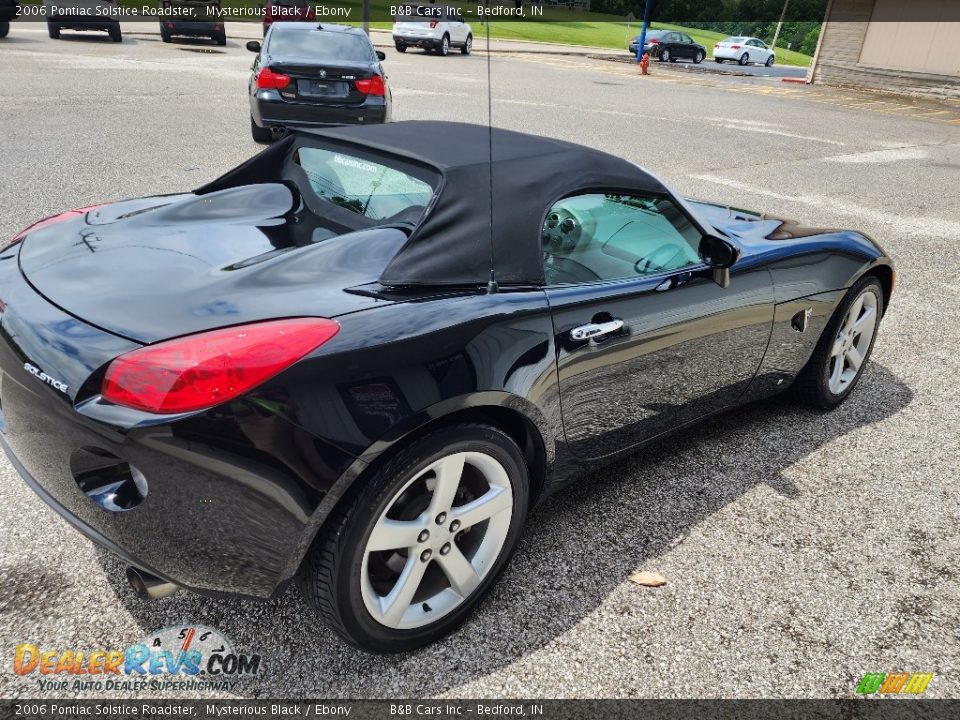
[294,147,436,223]
[724,37,747,43]
[268,29,375,62]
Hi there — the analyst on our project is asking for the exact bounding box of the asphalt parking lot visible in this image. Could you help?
[1,21,959,700]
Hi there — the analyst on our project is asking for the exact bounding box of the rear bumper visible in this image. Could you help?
[393,32,442,48]
[252,90,388,128]
[48,16,118,29]
[0,258,357,599]
[162,21,221,36]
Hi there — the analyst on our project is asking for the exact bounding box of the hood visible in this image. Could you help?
[17,184,407,344]
[686,199,839,243]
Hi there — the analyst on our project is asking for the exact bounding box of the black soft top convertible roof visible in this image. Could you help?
[204,121,671,287]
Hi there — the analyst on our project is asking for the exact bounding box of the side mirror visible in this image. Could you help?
[698,234,740,289]
[246,40,262,53]
[376,50,386,61]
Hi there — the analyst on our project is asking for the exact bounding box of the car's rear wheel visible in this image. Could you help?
[250,115,272,143]
[160,29,171,43]
[215,31,226,46]
[0,21,9,39]
[660,49,670,62]
[766,55,775,67]
[109,25,122,42]
[299,424,530,652]
[439,34,450,56]
[739,52,750,65]
[395,42,406,52]
[796,276,884,410]
[462,34,472,55]
[694,50,704,64]
[48,22,60,39]
[715,58,724,63]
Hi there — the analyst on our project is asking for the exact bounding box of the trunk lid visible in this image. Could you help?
[271,61,375,105]
[17,184,407,344]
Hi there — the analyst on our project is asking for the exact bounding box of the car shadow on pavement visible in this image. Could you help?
[95,361,911,697]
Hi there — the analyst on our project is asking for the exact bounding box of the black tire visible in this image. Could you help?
[160,30,171,43]
[298,424,531,653]
[48,22,60,39]
[215,32,226,46]
[739,52,749,66]
[439,33,449,57]
[694,50,704,64]
[461,34,472,55]
[395,42,406,53]
[795,276,885,411]
[766,54,775,67]
[715,58,724,64]
[250,115,272,143]
[0,21,9,39]
[109,25,122,42]
[660,49,670,62]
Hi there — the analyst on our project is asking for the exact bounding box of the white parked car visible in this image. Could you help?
[392,4,472,56]
[713,36,776,66]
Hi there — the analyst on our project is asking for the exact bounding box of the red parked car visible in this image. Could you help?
[263,0,315,36]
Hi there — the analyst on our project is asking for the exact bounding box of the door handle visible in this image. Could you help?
[570,319,624,342]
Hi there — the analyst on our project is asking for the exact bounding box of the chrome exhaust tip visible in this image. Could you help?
[126,566,180,600]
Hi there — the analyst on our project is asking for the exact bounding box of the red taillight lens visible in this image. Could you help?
[429,20,437,28]
[101,318,340,414]
[731,44,741,49]
[257,67,291,90]
[715,43,720,48]
[4,204,105,251]
[355,76,386,96]
[648,39,659,44]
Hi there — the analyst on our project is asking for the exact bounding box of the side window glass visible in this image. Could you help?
[542,194,703,286]
[682,34,694,44]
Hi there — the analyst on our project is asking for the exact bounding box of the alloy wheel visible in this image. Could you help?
[360,451,514,630]
[827,290,878,395]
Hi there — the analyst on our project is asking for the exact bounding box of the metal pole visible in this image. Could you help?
[771,0,789,50]
[363,0,370,34]
[636,0,653,63]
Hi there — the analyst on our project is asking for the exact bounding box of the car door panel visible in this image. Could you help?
[547,265,774,459]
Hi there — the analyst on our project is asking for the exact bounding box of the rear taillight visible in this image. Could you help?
[731,44,741,49]
[4,204,105,251]
[715,43,720,48]
[101,318,340,414]
[648,39,659,45]
[429,20,437,28]
[355,76,386,96]
[257,67,291,90]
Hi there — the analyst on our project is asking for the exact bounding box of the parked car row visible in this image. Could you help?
[627,31,777,67]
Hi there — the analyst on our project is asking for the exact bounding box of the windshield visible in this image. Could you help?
[723,37,747,43]
[294,147,437,224]
[268,29,375,63]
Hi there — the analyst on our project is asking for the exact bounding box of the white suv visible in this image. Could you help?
[392,4,472,56]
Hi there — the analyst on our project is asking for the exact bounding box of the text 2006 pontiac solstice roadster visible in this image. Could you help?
[0,122,893,652]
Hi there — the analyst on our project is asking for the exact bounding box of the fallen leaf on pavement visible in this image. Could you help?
[628,571,667,587]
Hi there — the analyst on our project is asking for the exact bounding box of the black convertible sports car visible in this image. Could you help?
[0,122,893,652]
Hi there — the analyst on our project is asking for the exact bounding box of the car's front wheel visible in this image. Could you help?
[796,276,884,410]
[299,424,530,652]
[462,34,472,55]
[0,21,9,39]
[765,55,775,67]
[694,50,704,64]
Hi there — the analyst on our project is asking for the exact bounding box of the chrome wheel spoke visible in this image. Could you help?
[845,346,863,371]
[452,486,512,530]
[844,296,864,332]
[367,518,426,553]
[852,307,875,334]
[437,545,481,597]
[829,355,844,390]
[830,334,846,357]
[380,555,429,627]
[428,453,465,515]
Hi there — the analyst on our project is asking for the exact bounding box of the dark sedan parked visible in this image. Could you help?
[0,122,893,653]
[0,0,17,38]
[247,22,390,142]
[159,0,226,46]
[629,29,706,63]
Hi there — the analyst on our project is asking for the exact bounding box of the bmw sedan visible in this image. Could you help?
[0,122,894,653]
[247,22,390,142]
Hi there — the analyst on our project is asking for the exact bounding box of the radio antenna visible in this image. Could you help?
[484,14,498,294]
